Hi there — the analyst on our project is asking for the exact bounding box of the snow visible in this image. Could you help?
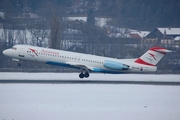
[0,72,180,82]
[0,83,180,120]
[67,17,111,27]
[174,36,180,41]
[0,73,180,119]
[68,17,87,22]
[0,11,5,19]
[158,28,180,35]
[130,30,150,38]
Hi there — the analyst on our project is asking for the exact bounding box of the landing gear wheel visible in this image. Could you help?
[79,73,84,79]
[84,72,89,78]
[17,63,21,67]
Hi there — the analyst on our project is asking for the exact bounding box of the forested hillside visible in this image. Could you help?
[0,0,180,30]
[100,0,180,29]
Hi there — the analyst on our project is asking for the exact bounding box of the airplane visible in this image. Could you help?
[3,44,171,78]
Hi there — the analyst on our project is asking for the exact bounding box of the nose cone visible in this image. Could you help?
[3,49,7,55]
[3,49,11,56]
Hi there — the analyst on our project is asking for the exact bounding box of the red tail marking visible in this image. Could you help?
[135,58,155,66]
[149,53,156,60]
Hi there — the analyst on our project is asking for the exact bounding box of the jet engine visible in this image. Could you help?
[103,60,129,70]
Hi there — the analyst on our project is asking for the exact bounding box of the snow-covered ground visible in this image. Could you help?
[0,73,180,120]
[1,83,180,120]
[0,72,180,82]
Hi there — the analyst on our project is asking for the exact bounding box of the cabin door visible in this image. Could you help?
[19,47,25,57]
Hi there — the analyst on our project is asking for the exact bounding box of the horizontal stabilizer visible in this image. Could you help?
[150,47,172,53]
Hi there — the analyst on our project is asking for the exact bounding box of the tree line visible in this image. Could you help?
[1,0,180,30]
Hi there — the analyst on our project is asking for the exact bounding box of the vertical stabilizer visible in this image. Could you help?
[135,47,171,66]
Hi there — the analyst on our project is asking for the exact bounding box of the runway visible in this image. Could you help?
[0,73,180,85]
[1,79,180,85]
[0,72,180,85]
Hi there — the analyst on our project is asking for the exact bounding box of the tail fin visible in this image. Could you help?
[135,46,171,66]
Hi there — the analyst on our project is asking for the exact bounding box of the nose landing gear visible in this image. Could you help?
[17,63,21,67]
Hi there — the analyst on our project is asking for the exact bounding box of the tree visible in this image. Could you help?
[87,9,95,25]
[29,29,48,47]
[50,12,62,49]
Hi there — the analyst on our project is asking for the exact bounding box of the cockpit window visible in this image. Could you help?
[12,47,17,50]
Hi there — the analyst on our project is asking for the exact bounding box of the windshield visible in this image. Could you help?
[12,47,17,50]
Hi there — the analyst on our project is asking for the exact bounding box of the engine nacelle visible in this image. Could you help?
[103,60,129,70]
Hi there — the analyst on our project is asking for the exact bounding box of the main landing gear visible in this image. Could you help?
[79,70,90,79]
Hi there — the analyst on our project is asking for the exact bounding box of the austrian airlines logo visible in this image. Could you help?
[29,48,38,56]
[149,53,156,60]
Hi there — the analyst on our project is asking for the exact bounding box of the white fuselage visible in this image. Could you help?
[3,45,157,73]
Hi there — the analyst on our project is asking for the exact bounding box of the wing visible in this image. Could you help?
[65,62,94,71]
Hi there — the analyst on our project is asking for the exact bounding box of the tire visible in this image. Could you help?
[84,72,89,78]
[79,73,84,78]
[17,63,21,67]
